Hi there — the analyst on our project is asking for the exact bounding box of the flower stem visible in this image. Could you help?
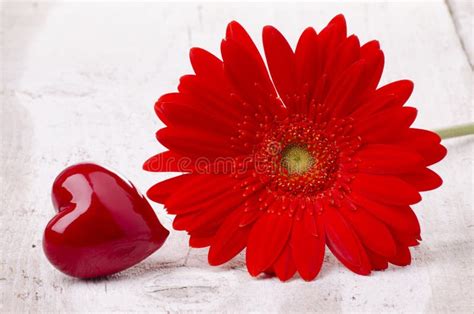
[434,122,474,140]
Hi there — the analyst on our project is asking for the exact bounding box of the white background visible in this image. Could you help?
[1,0,473,312]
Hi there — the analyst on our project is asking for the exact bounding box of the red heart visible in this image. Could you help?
[43,163,169,278]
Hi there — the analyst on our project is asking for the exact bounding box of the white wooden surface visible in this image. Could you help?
[1,1,473,313]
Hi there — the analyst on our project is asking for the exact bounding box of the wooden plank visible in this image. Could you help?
[447,0,473,67]
[1,1,472,312]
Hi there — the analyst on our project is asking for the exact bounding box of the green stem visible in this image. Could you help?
[434,122,474,140]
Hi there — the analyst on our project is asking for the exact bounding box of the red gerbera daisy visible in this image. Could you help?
[144,15,446,281]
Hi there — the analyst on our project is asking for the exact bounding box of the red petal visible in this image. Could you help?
[351,173,422,205]
[353,107,418,143]
[262,26,297,111]
[349,194,421,236]
[168,185,242,217]
[311,74,329,105]
[376,80,414,108]
[221,36,285,118]
[146,174,196,204]
[359,41,384,92]
[158,96,238,135]
[389,244,411,266]
[189,236,213,248]
[319,14,347,71]
[394,128,446,165]
[226,21,263,65]
[165,174,236,210]
[352,80,413,119]
[420,145,447,166]
[143,151,193,172]
[295,27,321,104]
[239,191,270,227]
[291,209,325,281]
[353,79,413,118]
[273,244,297,281]
[327,14,347,38]
[246,209,293,277]
[178,75,246,120]
[351,92,397,119]
[391,229,420,247]
[401,168,443,191]
[173,192,245,231]
[340,204,397,258]
[327,42,383,116]
[324,207,371,275]
[169,188,253,234]
[325,35,360,82]
[360,40,379,52]
[208,207,252,266]
[239,209,261,227]
[325,60,365,117]
[189,47,225,81]
[156,127,244,158]
[355,144,425,174]
[366,249,388,271]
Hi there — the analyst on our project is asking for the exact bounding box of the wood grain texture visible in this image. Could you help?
[1,1,472,312]
[446,0,473,67]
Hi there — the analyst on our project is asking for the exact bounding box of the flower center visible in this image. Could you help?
[281,144,314,175]
[254,115,341,196]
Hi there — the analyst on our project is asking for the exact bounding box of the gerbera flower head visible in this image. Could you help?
[144,15,446,281]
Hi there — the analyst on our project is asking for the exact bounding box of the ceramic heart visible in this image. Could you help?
[43,163,169,278]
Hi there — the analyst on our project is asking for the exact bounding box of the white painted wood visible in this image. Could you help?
[1,1,472,312]
[447,0,473,67]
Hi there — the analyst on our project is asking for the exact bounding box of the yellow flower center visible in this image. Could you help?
[281,144,314,175]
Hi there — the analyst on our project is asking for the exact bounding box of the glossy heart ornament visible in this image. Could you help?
[43,163,169,278]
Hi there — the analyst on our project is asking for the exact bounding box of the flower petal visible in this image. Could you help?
[400,168,443,191]
[168,185,242,217]
[262,26,297,112]
[157,127,244,158]
[189,235,213,248]
[355,144,425,174]
[165,174,236,210]
[273,243,297,281]
[394,128,446,165]
[246,208,293,277]
[319,14,347,71]
[143,151,192,172]
[146,174,196,204]
[349,193,421,236]
[295,27,321,106]
[291,209,325,281]
[366,249,388,271]
[325,60,365,117]
[226,21,263,64]
[353,107,418,143]
[376,80,414,107]
[177,75,245,120]
[222,24,286,118]
[189,47,225,82]
[325,35,360,83]
[172,188,244,232]
[337,79,414,120]
[359,40,384,91]
[340,203,397,258]
[352,173,421,205]
[391,229,420,247]
[324,206,371,275]
[389,244,411,266]
[158,95,238,135]
[208,207,252,266]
